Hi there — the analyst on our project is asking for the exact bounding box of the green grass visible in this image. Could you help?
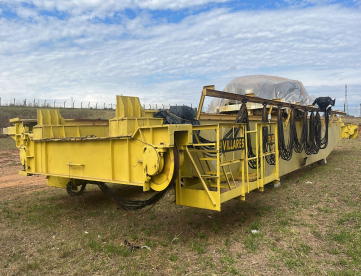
[0,122,361,275]
[0,137,16,150]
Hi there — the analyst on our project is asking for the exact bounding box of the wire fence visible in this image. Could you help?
[2,97,360,117]
[0,97,202,111]
[0,98,117,110]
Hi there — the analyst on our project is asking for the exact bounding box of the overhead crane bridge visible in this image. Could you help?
[4,86,358,211]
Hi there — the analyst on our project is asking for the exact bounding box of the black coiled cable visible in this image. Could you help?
[277,107,294,161]
[97,181,175,211]
[262,104,276,165]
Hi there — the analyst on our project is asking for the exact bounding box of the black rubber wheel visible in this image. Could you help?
[66,180,87,196]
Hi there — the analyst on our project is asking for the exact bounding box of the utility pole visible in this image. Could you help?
[345,85,348,115]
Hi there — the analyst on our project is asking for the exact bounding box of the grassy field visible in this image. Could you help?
[0,106,115,129]
[0,137,17,151]
[0,120,360,275]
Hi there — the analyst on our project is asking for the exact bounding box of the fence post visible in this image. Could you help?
[96,102,98,109]
[64,101,66,108]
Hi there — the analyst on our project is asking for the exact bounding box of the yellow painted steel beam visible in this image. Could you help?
[196,85,214,120]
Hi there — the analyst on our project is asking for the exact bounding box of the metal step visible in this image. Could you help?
[187,149,218,153]
[193,143,216,147]
[220,159,242,166]
[201,175,219,179]
[199,157,217,161]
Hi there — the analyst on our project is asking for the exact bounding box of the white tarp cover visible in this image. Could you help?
[208,75,315,113]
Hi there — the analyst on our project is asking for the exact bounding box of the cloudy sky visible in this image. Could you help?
[0,0,360,114]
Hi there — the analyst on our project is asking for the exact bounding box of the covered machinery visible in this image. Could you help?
[4,83,358,211]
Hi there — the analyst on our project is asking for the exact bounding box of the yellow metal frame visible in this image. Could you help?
[5,96,193,193]
[176,122,278,211]
[4,90,356,212]
[196,85,214,120]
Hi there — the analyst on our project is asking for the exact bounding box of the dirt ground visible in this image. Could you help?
[0,150,47,190]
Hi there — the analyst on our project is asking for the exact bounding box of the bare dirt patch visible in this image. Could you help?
[0,149,46,190]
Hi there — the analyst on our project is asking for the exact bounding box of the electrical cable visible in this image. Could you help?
[96,143,180,211]
[262,104,276,165]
